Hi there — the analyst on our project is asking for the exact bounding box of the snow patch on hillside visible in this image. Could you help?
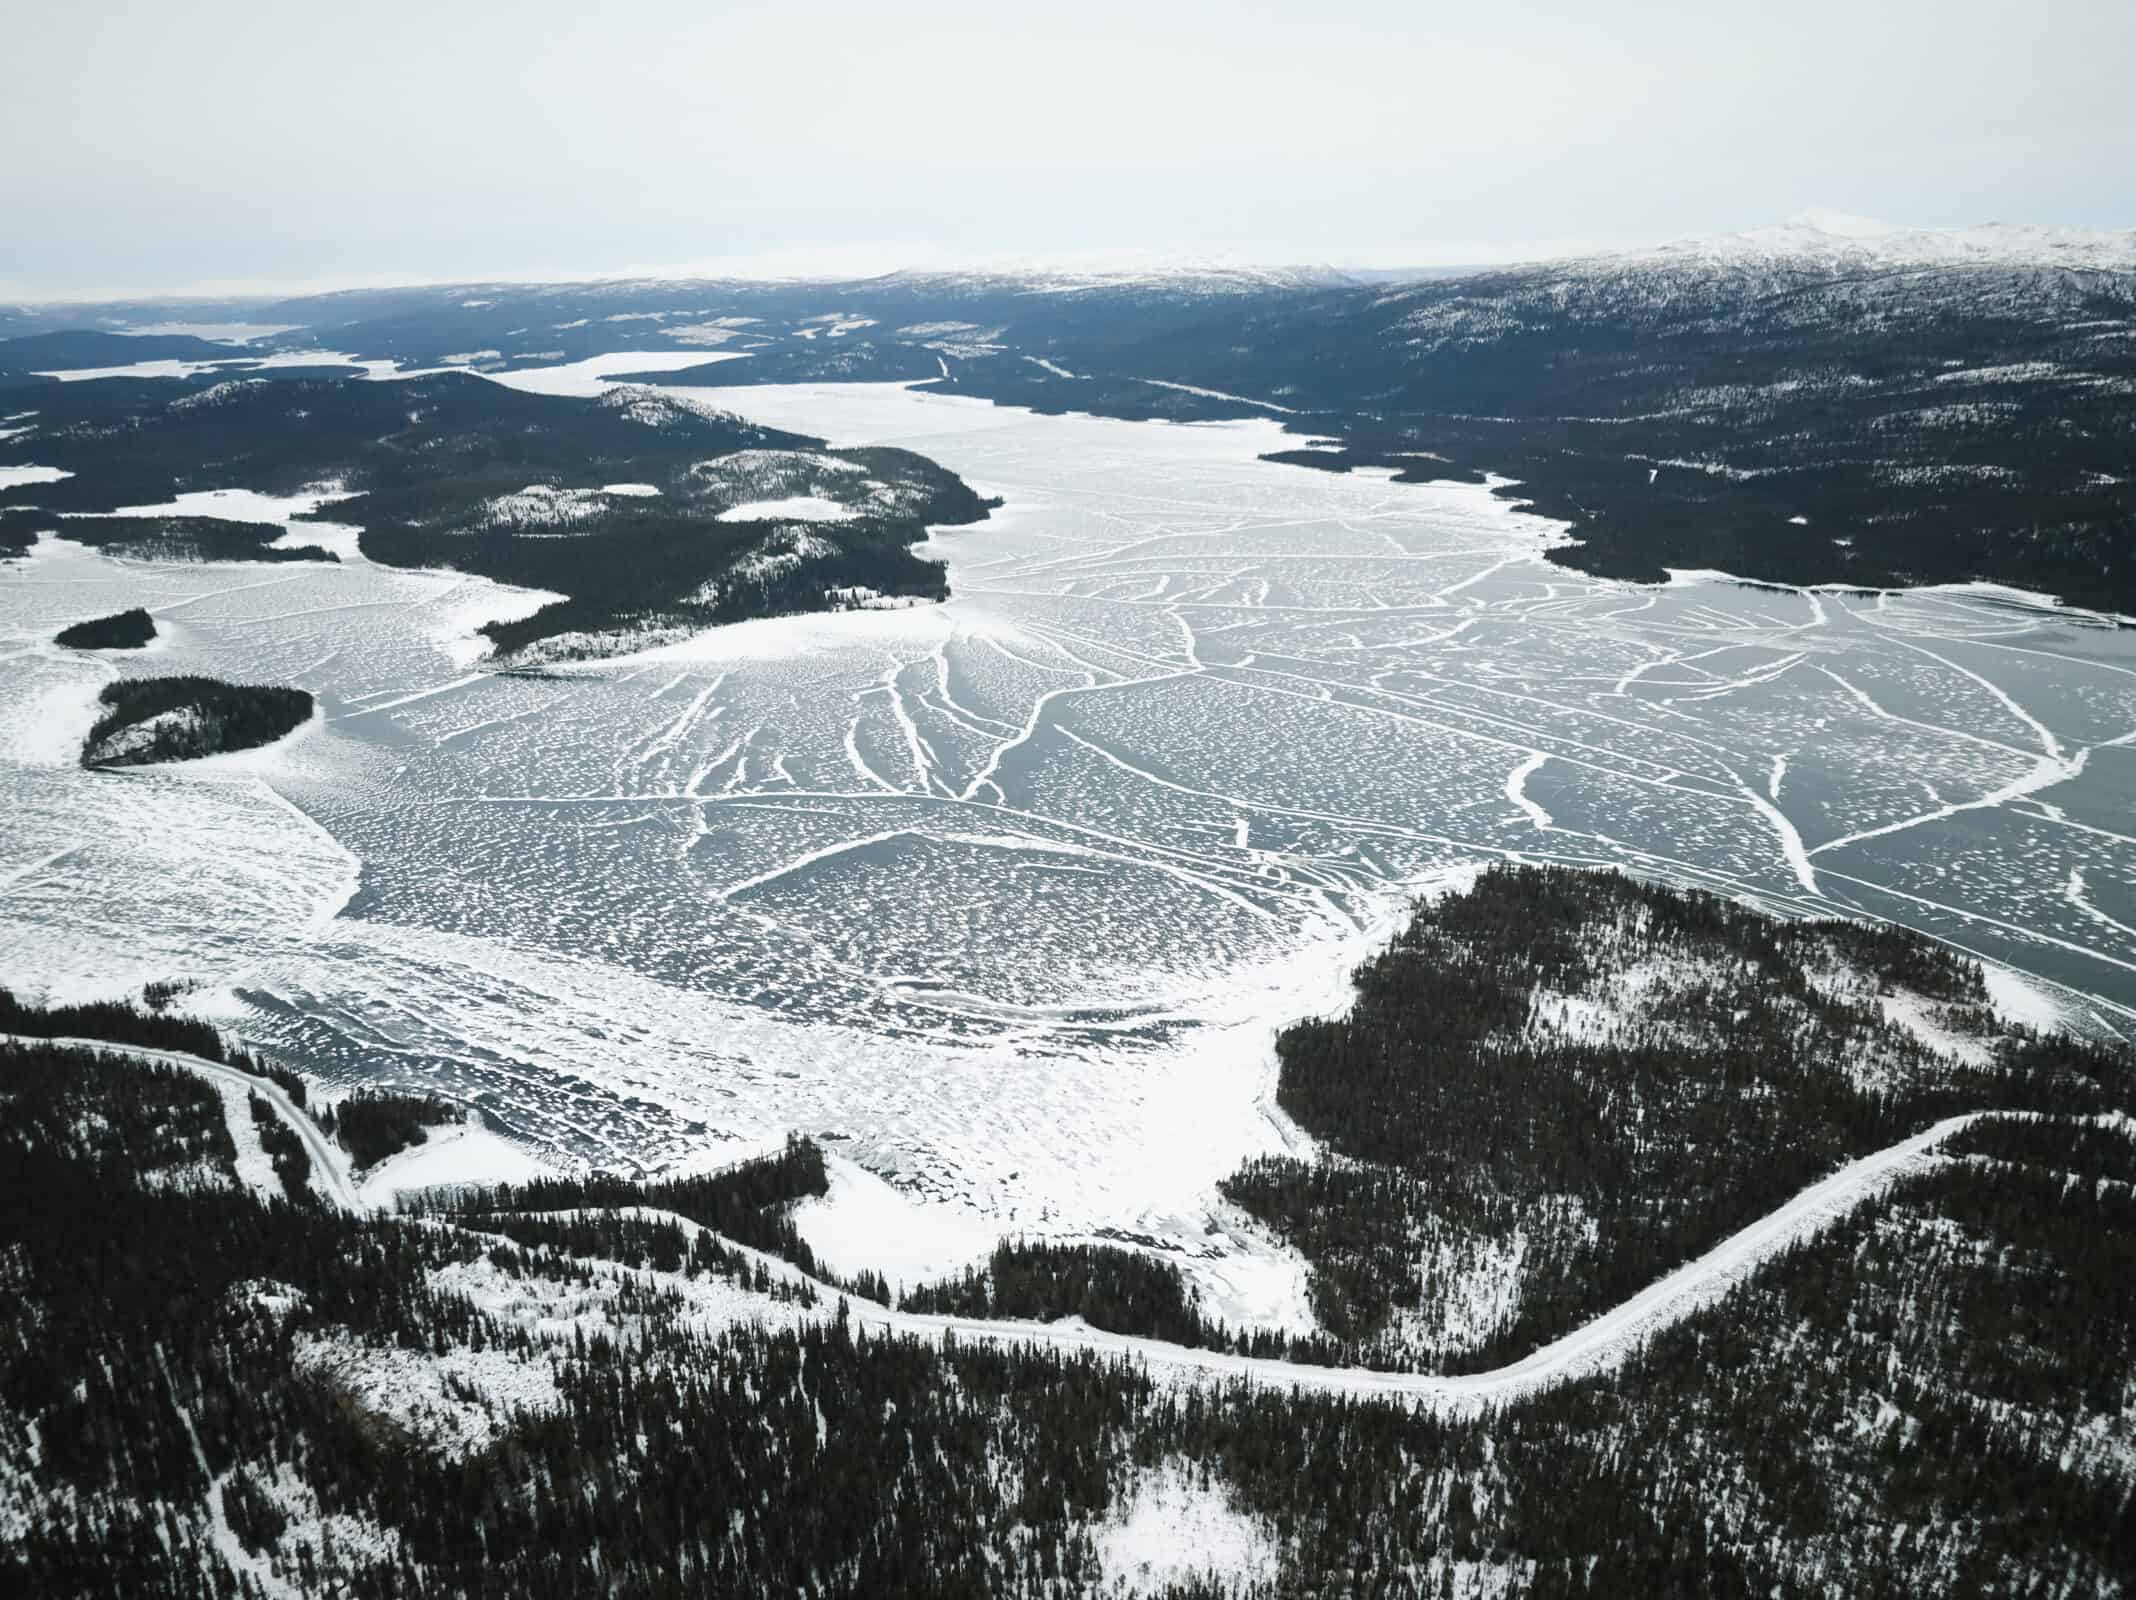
[1628,214,2136,273]
[291,1330,562,1461]
[356,1122,554,1209]
[0,465,72,489]
[714,495,854,523]
[793,1154,1002,1293]
[1983,964,2071,1032]
[1094,1462,1280,1593]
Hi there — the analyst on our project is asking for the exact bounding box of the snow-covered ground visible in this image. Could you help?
[1094,1463,1280,1591]
[3,367,2132,1327]
[0,1027,2010,1420]
[76,484,366,562]
[713,495,854,522]
[354,1122,555,1208]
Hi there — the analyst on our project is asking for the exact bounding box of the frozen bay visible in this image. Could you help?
[3,371,2133,1296]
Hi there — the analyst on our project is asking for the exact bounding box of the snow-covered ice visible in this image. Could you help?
[4,367,2133,1326]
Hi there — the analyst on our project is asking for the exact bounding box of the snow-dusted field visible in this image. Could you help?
[3,368,2133,1321]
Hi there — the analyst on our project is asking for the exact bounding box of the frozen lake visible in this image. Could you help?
[4,370,2133,1296]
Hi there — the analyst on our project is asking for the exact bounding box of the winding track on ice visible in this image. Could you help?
[11,1030,1989,1409]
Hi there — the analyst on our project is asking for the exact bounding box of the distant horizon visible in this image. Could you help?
[7,208,2133,309]
[7,0,2130,306]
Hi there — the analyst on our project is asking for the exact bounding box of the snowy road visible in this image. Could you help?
[0,1028,2003,1406]
[5,1033,361,1212]
[630,1112,1981,1414]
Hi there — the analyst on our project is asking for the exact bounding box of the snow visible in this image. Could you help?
[475,484,606,529]
[555,595,968,666]
[1094,1463,1280,1593]
[242,1461,404,1586]
[1624,214,2136,273]
[478,348,750,398]
[356,1122,555,1207]
[713,495,854,523]
[1139,377,1296,413]
[33,349,387,383]
[601,481,661,496]
[592,1107,1990,1423]
[1983,963,2071,1032]
[6,675,107,767]
[118,321,303,343]
[792,1154,1002,1291]
[205,1073,285,1201]
[80,483,364,560]
[5,361,2133,1357]
[421,575,569,666]
[11,1036,362,1210]
[291,1329,562,1460]
[882,252,1354,295]
[85,705,207,764]
[0,466,71,489]
[1877,990,1995,1068]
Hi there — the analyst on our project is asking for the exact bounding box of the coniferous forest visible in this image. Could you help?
[53,606,156,648]
[79,675,313,767]
[4,864,2133,1596]
[0,370,997,661]
[1220,865,2130,1369]
[5,1031,2134,1594]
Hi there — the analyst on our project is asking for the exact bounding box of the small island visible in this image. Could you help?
[81,675,313,767]
[55,607,157,649]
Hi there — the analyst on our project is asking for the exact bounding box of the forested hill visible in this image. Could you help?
[6,964,2135,1596]
[39,232,2111,612]
[1223,864,2136,1372]
[0,370,997,661]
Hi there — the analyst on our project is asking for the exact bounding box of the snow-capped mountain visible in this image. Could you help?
[873,252,1359,297]
[1619,209,2136,273]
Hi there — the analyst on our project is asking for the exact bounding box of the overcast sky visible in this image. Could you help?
[4,0,2131,298]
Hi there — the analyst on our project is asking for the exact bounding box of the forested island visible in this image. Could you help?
[80,676,312,767]
[54,607,156,649]
[0,368,997,660]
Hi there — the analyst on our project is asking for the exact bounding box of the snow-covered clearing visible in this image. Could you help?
[714,495,854,523]
[291,1329,561,1460]
[0,465,73,489]
[1137,378,1297,412]
[355,1121,555,1208]
[1094,1463,1280,1592]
